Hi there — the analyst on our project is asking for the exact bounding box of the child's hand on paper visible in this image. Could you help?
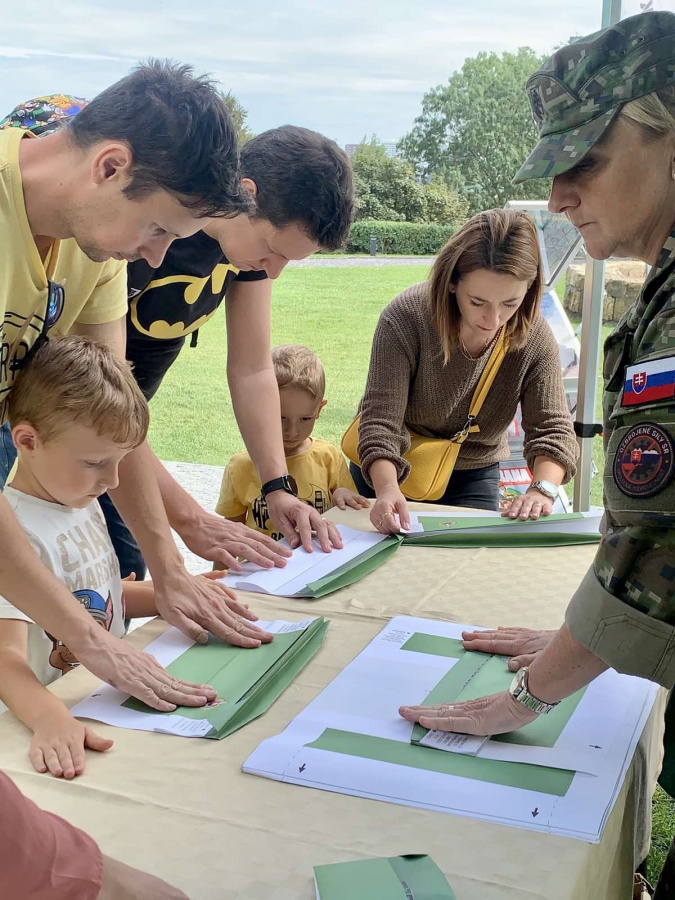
[332,488,370,511]
[30,707,113,778]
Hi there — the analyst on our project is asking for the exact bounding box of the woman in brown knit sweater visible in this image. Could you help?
[351,208,578,533]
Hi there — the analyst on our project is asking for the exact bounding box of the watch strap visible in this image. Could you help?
[509,666,560,715]
[261,474,298,498]
[528,479,558,500]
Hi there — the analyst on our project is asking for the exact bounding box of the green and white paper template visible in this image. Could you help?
[314,854,455,900]
[221,524,399,598]
[406,633,643,776]
[401,510,602,547]
[71,617,328,739]
[243,616,656,842]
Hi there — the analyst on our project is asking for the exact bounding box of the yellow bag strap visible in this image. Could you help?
[451,327,508,443]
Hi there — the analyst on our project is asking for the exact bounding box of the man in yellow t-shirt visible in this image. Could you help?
[217,345,368,541]
[0,61,270,711]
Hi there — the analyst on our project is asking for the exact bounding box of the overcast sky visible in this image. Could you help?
[1,1,603,148]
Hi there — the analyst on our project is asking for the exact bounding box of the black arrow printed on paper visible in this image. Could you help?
[589,744,602,749]
[299,764,306,773]
[532,808,539,818]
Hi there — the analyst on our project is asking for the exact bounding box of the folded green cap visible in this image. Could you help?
[514,10,675,183]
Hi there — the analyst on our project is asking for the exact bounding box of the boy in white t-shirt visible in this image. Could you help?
[0,334,157,779]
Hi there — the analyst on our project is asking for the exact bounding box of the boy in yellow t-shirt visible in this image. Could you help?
[217,344,368,540]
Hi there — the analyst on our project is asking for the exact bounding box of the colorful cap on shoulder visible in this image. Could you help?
[514,10,675,184]
[0,94,88,136]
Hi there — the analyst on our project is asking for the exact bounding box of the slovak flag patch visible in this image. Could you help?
[623,357,675,407]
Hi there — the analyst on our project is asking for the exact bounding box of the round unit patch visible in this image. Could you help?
[613,423,674,498]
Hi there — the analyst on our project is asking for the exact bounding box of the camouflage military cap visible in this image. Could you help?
[514,10,675,183]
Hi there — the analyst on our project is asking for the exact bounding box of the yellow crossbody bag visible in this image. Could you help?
[341,329,508,502]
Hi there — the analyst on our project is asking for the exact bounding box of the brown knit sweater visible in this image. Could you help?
[357,283,578,486]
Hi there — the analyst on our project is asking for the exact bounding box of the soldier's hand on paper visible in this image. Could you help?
[502,488,553,520]
[462,626,557,670]
[266,490,343,552]
[179,510,290,572]
[371,484,410,533]
[332,487,370,511]
[399,690,538,736]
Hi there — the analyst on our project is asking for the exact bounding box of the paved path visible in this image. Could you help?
[288,256,434,268]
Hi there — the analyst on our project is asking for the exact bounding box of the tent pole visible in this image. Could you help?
[573,256,605,511]
[572,0,623,511]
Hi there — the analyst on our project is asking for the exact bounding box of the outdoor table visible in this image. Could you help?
[0,504,665,899]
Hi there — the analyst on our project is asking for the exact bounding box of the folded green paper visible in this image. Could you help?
[314,854,455,900]
[121,617,329,738]
[403,512,601,547]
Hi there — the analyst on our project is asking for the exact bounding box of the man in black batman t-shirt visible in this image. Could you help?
[1,99,355,577]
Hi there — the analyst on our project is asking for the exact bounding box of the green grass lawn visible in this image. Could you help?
[148,264,434,465]
[149,264,673,881]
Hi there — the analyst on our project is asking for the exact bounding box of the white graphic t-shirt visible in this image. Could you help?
[0,486,125,686]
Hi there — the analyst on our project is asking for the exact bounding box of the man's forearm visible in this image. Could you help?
[109,440,184,577]
[228,367,287,483]
[148,448,204,532]
[0,494,98,645]
[527,623,608,704]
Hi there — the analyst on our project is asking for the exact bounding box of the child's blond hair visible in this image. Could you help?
[272,344,325,401]
[8,335,149,447]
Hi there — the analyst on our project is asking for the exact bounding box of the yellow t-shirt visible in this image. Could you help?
[216,439,357,540]
[0,127,128,422]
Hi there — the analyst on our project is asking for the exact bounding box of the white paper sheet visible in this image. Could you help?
[417,730,489,755]
[243,616,657,841]
[221,524,389,596]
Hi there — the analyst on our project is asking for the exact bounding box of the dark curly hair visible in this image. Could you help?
[68,59,252,218]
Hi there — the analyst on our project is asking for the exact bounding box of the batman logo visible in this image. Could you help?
[129,262,239,340]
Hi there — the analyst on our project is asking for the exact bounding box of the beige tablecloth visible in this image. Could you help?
[0,506,665,900]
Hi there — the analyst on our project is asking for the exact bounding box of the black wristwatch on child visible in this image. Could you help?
[261,474,298,499]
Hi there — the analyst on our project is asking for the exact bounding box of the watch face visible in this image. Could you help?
[286,474,298,494]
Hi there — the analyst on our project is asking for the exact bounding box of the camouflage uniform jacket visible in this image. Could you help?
[566,229,675,687]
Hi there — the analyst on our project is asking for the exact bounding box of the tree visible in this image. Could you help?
[352,137,466,225]
[421,177,468,226]
[399,48,549,214]
[221,91,254,146]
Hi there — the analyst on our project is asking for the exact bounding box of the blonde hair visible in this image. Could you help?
[619,86,675,141]
[8,335,149,447]
[429,208,543,363]
[272,344,325,401]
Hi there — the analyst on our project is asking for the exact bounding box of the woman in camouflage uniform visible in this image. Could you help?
[399,11,675,896]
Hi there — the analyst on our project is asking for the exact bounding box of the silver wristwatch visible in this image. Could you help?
[528,479,558,500]
[509,666,560,716]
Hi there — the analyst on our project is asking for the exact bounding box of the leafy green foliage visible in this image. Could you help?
[352,137,467,225]
[346,220,455,255]
[221,91,254,146]
[399,49,550,214]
